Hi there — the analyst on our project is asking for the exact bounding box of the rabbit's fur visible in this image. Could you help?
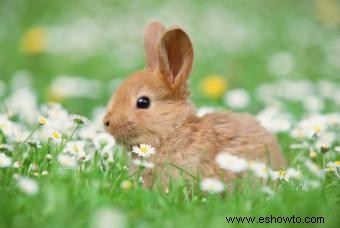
[104,21,285,185]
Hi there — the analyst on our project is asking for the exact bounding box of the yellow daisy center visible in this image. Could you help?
[313,125,321,133]
[52,131,60,139]
[73,146,79,153]
[140,146,148,153]
[278,170,286,177]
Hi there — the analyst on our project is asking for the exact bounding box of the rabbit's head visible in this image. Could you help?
[104,21,196,146]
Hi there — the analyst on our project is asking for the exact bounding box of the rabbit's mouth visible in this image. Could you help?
[106,123,138,144]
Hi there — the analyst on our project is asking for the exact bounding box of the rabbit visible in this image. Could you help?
[103,21,285,186]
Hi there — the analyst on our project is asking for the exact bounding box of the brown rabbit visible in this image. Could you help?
[103,21,285,186]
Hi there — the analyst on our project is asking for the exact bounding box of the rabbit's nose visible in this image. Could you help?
[103,115,110,127]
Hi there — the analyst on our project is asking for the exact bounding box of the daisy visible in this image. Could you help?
[304,159,323,177]
[286,168,302,179]
[200,178,224,194]
[132,144,156,158]
[58,154,77,169]
[93,132,115,153]
[215,153,248,173]
[335,146,340,153]
[249,161,269,179]
[326,161,340,177]
[223,89,250,109]
[70,114,88,125]
[64,141,86,157]
[78,125,99,140]
[0,153,12,168]
[17,176,39,195]
[271,170,289,181]
[132,159,154,169]
[49,130,62,143]
[257,107,291,133]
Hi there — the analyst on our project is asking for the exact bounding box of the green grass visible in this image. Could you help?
[0,139,339,228]
[0,0,340,227]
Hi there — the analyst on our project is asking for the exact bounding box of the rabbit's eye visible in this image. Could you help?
[136,96,150,109]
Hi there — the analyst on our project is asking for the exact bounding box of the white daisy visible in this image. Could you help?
[58,154,77,169]
[286,168,302,179]
[200,178,224,194]
[249,161,269,179]
[132,144,156,158]
[49,130,62,143]
[257,107,291,133]
[215,153,248,173]
[17,176,39,195]
[223,89,250,109]
[93,132,115,153]
[270,170,290,182]
[267,51,295,77]
[132,159,154,169]
[326,161,340,177]
[64,140,86,155]
[335,146,340,153]
[0,153,12,168]
[70,114,88,125]
[304,159,324,177]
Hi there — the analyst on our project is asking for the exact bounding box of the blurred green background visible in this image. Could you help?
[0,0,339,115]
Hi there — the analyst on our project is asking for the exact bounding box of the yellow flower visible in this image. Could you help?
[21,27,46,55]
[200,75,227,99]
[38,116,47,125]
[120,180,132,191]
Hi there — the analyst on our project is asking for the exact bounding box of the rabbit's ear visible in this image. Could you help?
[144,21,166,69]
[157,27,194,95]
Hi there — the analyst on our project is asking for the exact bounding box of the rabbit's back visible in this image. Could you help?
[203,112,285,169]
[152,111,285,183]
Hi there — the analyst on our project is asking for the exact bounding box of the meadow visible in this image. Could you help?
[0,0,339,227]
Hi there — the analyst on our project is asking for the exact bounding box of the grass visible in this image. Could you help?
[0,0,340,227]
